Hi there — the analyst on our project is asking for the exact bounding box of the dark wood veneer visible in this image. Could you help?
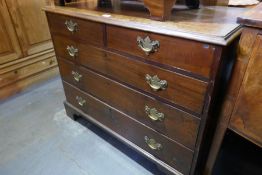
[45,5,242,174]
[107,25,216,79]
[47,13,104,47]
[58,58,200,150]
[63,82,194,175]
[53,35,208,114]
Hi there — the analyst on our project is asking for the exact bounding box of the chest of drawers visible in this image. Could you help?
[44,2,246,175]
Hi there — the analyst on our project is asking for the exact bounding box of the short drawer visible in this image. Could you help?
[52,35,105,64]
[107,25,216,78]
[54,35,208,113]
[47,12,104,46]
[52,35,78,62]
[58,59,200,150]
[63,82,194,175]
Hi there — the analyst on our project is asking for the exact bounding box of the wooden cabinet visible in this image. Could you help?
[230,35,262,146]
[204,4,262,174]
[0,0,22,64]
[6,0,53,56]
[0,0,58,100]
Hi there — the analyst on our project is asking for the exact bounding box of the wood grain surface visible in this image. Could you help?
[0,0,22,64]
[58,58,200,149]
[45,4,243,174]
[204,28,261,174]
[44,2,247,45]
[52,35,208,114]
[47,12,104,47]
[237,3,262,28]
[143,0,176,21]
[230,35,262,147]
[6,0,53,56]
[107,25,216,79]
[63,81,194,175]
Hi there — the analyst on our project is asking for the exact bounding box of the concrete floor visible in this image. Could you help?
[0,77,163,175]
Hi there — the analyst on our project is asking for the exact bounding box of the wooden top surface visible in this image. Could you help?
[44,1,248,45]
[237,3,262,28]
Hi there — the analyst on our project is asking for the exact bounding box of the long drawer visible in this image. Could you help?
[63,82,194,175]
[53,35,208,114]
[58,59,200,149]
[107,25,216,78]
[0,57,57,88]
[47,13,104,47]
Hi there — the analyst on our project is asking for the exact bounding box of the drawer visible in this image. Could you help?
[52,35,77,62]
[58,59,200,150]
[0,57,57,88]
[54,35,208,113]
[107,25,216,78]
[47,12,104,46]
[52,35,105,64]
[63,82,194,175]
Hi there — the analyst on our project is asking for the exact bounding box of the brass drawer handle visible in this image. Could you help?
[144,136,162,150]
[145,105,165,121]
[137,36,159,55]
[67,46,78,57]
[72,71,82,82]
[65,20,78,33]
[76,96,86,106]
[145,74,167,91]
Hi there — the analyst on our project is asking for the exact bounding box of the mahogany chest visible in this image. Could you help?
[44,2,246,174]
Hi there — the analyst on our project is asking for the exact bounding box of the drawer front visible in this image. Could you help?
[0,57,57,88]
[52,35,105,64]
[63,82,193,175]
[53,35,207,113]
[107,25,216,78]
[47,12,104,46]
[52,35,77,62]
[58,59,200,150]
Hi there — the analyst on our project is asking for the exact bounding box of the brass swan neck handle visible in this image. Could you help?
[145,74,167,91]
[145,105,165,121]
[137,36,160,55]
[144,136,162,150]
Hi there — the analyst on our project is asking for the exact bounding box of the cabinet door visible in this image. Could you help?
[0,0,22,64]
[230,35,262,147]
[6,0,53,56]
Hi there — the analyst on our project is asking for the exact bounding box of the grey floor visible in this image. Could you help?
[0,77,163,175]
